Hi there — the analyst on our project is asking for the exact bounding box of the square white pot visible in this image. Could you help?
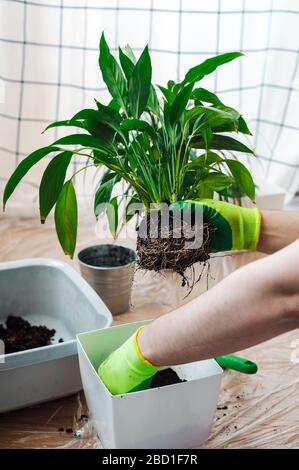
[77,321,223,449]
[0,258,112,412]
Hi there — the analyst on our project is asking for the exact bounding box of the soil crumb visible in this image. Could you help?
[150,368,186,389]
[0,315,56,353]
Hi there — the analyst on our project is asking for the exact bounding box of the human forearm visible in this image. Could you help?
[99,206,299,395]
[257,210,299,254]
[138,240,299,366]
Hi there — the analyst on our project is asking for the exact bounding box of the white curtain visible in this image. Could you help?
[1,0,299,205]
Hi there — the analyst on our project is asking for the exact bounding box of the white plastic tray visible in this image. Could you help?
[0,258,112,412]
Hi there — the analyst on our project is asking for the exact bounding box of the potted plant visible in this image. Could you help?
[77,320,223,448]
[3,33,255,289]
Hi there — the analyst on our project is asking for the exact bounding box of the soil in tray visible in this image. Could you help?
[150,368,186,389]
[0,315,59,353]
[79,245,135,268]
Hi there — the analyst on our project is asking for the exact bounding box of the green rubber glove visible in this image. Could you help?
[98,326,159,395]
[174,199,261,252]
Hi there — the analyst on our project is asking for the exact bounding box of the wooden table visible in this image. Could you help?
[0,211,299,449]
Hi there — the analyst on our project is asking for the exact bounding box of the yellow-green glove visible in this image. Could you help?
[174,199,261,252]
[98,326,159,395]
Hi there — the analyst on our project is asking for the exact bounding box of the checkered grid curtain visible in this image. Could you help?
[1,0,299,203]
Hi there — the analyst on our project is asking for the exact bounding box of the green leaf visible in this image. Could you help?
[106,196,118,237]
[44,106,122,142]
[191,102,251,135]
[169,83,193,125]
[73,106,121,131]
[101,169,116,184]
[206,106,240,129]
[162,100,171,131]
[53,133,114,154]
[158,85,175,103]
[224,159,255,201]
[94,174,115,217]
[147,85,160,115]
[188,151,223,168]
[188,106,239,130]
[210,105,243,131]
[201,128,213,150]
[211,115,251,135]
[43,119,86,133]
[39,151,72,223]
[238,116,252,135]
[192,88,223,106]
[120,119,156,139]
[129,45,152,118]
[203,172,233,191]
[3,146,59,209]
[125,44,136,64]
[108,98,121,112]
[119,47,134,80]
[190,134,254,154]
[92,150,120,167]
[124,194,141,222]
[167,80,176,91]
[71,106,121,143]
[198,185,214,199]
[54,180,78,258]
[99,32,127,111]
[184,52,244,84]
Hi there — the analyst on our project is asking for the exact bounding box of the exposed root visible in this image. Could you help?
[136,210,213,291]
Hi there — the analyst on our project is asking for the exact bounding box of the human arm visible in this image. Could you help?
[257,209,299,254]
[138,238,299,366]
[100,239,299,393]
[98,200,299,394]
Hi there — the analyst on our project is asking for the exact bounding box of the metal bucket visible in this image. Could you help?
[77,244,136,316]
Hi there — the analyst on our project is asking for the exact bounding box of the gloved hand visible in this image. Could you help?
[173,199,261,252]
[98,326,159,395]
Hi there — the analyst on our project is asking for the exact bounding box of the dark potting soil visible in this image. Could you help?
[0,315,57,353]
[150,368,186,389]
[78,244,135,268]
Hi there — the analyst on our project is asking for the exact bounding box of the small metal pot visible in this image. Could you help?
[77,244,136,315]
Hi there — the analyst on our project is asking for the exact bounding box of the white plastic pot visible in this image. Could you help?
[77,321,223,449]
[0,258,112,412]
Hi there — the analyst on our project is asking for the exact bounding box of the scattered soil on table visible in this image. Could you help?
[137,210,212,290]
[0,315,57,353]
[78,244,135,268]
[150,368,186,389]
